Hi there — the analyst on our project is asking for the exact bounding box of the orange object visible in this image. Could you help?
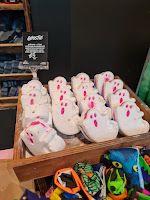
[54,168,95,200]
[108,188,128,200]
[144,155,150,165]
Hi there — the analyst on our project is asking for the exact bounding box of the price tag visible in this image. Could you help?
[19,32,49,79]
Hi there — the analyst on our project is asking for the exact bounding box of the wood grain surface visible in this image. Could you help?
[13,77,150,181]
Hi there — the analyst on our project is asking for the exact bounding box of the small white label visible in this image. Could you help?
[27,35,44,41]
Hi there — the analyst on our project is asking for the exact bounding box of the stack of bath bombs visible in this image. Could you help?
[94,71,149,136]
[72,73,118,142]
[20,80,66,156]
[48,77,81,135]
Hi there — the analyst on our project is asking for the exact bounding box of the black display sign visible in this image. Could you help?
[22,32,48,66]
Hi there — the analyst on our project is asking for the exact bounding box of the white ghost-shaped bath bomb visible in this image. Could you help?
[21,80,50,103]
[52,99,80,135]
[48,76,71,97]
[79,94,111,118]
[102,79,123,102]
[71,72,94,91]
[20,119,66,156]
[52,87,76,105]
[21,89,48,109]
[113,101,149,136]
[107,89,135,108]
[94,71,114,95]
[22,80,47,96]
[22,104,52,129]
[73,82,98,103]
[79,109,118,142]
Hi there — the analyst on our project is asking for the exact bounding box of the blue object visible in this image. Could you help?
[4,61,12,70]
[109,147,144,188]
[20,189,49,200]
[8,87,18,97]
[12,60,19,69]
[0,62,4,74]
[11,68,19,73]
[1,87,8,97]
[64,192,79,199]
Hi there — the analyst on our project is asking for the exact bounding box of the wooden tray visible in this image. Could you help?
[13,76,150,182]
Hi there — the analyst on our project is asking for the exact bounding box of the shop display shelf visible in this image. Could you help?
[0,73,32,109]
[12,76,150,182]
[0,96,18,109]
[0,2,23,10]
[0,43,22,54]
[0,73,32,81]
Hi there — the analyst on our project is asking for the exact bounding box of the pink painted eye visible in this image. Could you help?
[61,103,63,106]
[126,105,128,108]
[26,133,29,136]
[92,97,95,100]
[82,86,84,89]
[114,82,116,84]
[84,78,86,80]
[29,94,32,96]
[89,97,91,100]
[31,134,33,137]
[94,113,97,117]
[117,83,119,86]
[33,94,36,97]
[119,93,121,96]
[57,80,59,82]
[60,90,62,93]
[130,105,132,109]
[65,103,67,106]
[90,115,93,119]
[81,77,82,80]
[64,91,66,94]
[106,74,107,76]
[60,81,62,83]
[33,86,36,89]
[123,93,125,96]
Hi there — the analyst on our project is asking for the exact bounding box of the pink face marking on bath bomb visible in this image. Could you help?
[88,96,95,108]
[30,99,34,105]
[60,102,66,115]
[94,113,98,127]
[104,74,109,82]
[126,110,130,117]
[84,91,87,96]
[60,95,63,101]
[90,113,98,127]
[120,97,123,104]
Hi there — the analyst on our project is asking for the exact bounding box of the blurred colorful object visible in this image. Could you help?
[137,48,150,107]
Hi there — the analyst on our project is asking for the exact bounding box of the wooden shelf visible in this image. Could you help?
[13,78,150,181]
[0,96,18,109]
[0,43,22,54]
[0,2,23,10]
[0,73,32,81]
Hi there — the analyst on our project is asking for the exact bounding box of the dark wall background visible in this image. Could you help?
[0,109,16,150]
[30,0,150,91]
[71,0,150,91]
[29,0,71,84]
